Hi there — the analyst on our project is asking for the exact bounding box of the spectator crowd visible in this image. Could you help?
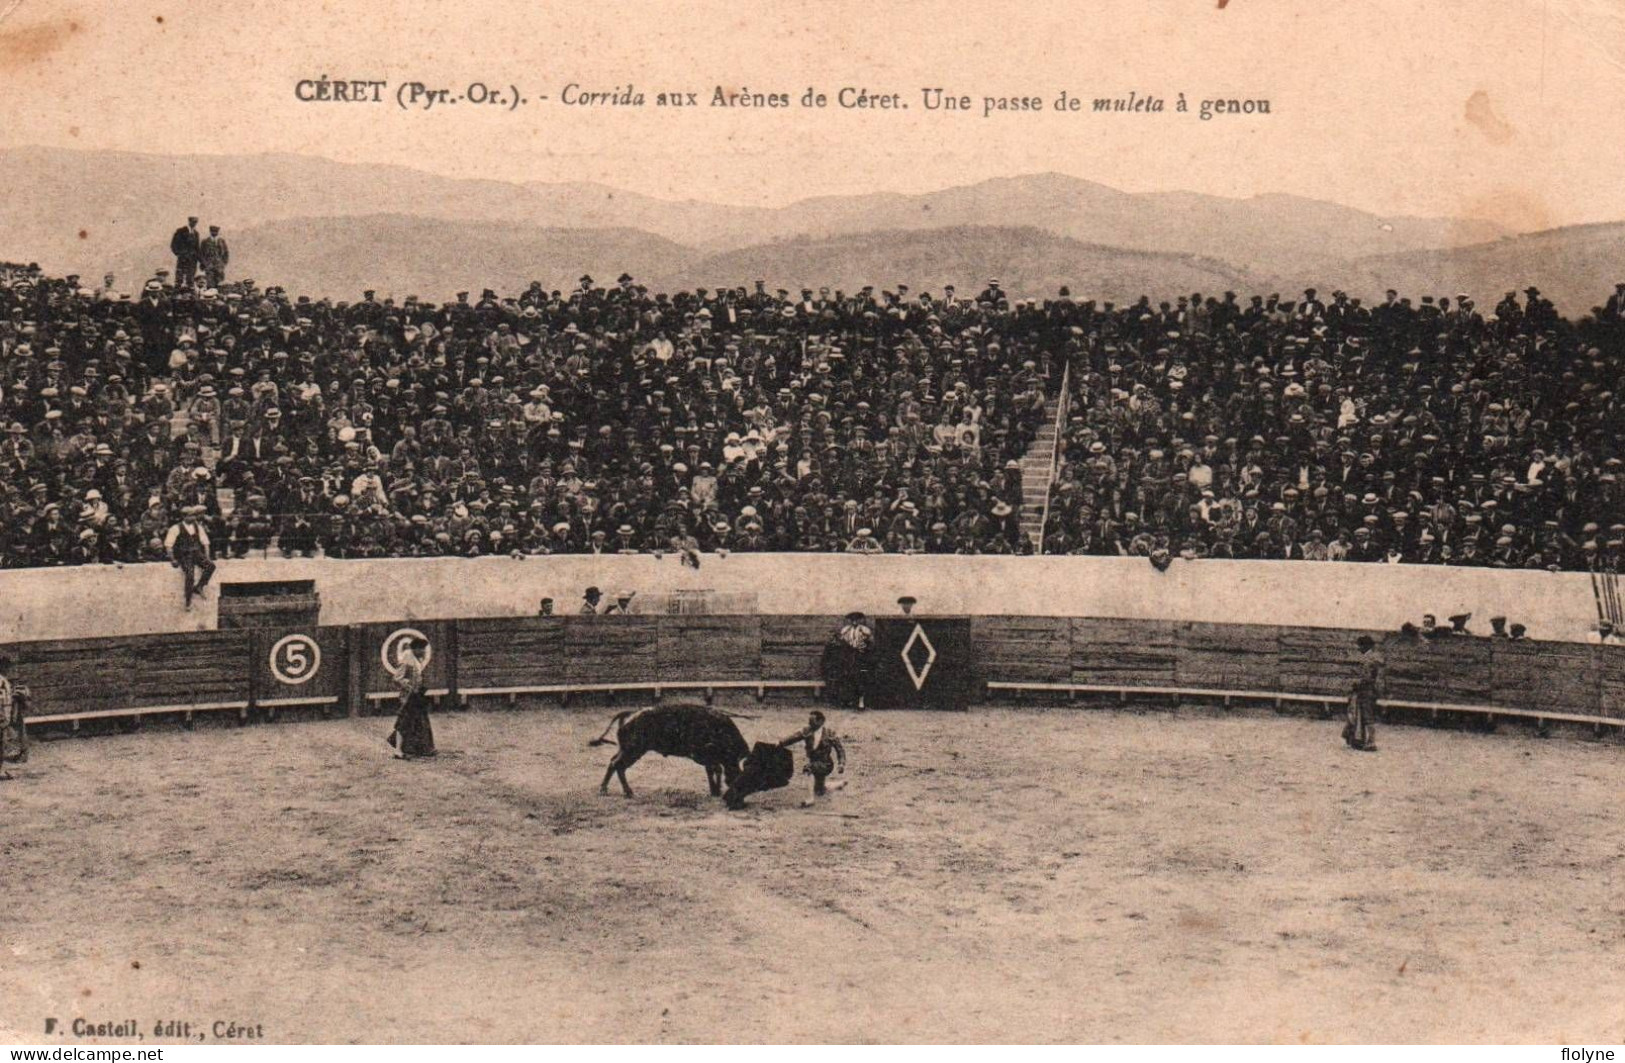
[2,247,1624,574]
[1045,283,1625,571]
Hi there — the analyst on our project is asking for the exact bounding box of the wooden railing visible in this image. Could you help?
[8,614,1624,735]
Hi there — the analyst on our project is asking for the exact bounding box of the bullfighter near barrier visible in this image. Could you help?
[5,0,1625,1050]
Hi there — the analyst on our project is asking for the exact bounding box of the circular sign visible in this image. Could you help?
[269,634,322,686]
[380,627,431,677]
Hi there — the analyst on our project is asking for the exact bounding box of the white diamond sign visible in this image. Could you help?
[901,623,937,691]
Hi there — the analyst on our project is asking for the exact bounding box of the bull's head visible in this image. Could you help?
[724,742,794,809]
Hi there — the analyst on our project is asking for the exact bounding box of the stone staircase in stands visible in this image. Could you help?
[1018,384,1067,550]
[171,407,235,517]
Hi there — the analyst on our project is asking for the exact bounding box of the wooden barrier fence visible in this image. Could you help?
[7,615,1625,732]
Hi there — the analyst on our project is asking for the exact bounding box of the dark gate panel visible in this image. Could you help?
[252,627,347,704]
[869,617,975,710]
[359,620,453,697]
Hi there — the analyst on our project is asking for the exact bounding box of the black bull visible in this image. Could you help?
[590,703,750,798]
[587,703,795,807]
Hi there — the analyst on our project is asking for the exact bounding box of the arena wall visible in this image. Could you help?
[8,614,1625,731]
[0,553,1604,644]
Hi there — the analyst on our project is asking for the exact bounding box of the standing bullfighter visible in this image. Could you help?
[824,612,873,709]
[1344,635,1383,752]
[388,635,436,759]
[0,655,25,778]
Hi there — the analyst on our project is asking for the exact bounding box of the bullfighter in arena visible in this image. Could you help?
[825,611,874,709]
[0,655,26,777]
[1344,635,1383,752]
[777,709,846,806]
[387,635,436,759]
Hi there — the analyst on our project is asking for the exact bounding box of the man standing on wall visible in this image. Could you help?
[199,225,230,288]
[1344,635,1383,752]
[170,216,201,287]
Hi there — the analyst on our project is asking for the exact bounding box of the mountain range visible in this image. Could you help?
[3,146,1621,312]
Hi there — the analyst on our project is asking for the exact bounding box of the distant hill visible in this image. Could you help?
[102,215,1621,313]
[104,215,697,302]
[0,146,751,279]
[1300,223,1625,314]
[669,226,1271,304]
[747,176,1508,278]
[100,218,1270,305]
[17,145,1617,313]
[0,147,1507,283]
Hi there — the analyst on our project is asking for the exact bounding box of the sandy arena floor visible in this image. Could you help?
[3,702,1625,1044]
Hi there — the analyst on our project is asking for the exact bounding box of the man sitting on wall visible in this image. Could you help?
[164,505,217,611]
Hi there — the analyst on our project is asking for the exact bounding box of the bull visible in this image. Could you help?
[588,702,751,798]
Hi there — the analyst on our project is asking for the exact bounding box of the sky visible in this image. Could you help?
[4,0,1625,230]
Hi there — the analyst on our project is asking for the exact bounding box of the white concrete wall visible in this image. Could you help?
[0,553,1602,645]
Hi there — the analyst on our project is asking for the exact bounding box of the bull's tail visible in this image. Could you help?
[587,710,635,747]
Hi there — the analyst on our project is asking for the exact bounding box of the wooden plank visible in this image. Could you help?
[1277,626,1379,697]
[456,617,565,689]
[972,616,1070,684]
[2,637,134,716]
[129,631,250,705]
[761,615,843,681]
[565,616,658,685]
[1070,618,1178,687]
[1491,639,1598,716]
[1383,636,1493,703]
[1594,645,1625,720]
[1176,622,1280,691]
[656,616,761,681]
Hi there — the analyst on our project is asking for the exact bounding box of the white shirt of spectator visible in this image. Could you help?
[351,471,387,507]
[163,521,211,554]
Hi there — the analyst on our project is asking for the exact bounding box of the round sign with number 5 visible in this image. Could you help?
[270,634,322,685]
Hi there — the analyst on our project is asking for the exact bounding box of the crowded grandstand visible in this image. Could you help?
[2,255,1624,572]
